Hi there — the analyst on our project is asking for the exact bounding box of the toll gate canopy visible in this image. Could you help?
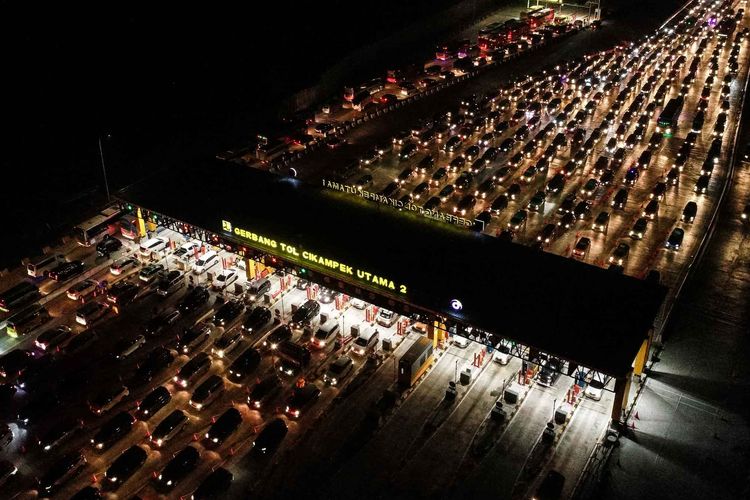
[118,160,666,378]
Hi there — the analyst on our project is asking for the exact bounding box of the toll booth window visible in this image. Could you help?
[355,288,362,295]
[324,276,331,283]
[368,293,375,301]
[338,281,345,289]
[388,299,395,307]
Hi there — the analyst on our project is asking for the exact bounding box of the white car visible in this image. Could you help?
[173,241,200,259]
[585,377,605,401]
[212,268,239,290]
[492,344,510,365]
[110,257,139,276]
[452,335,470,349]
[350,298,367,310]
[116,334,146,360]
[376,309,398,328]
[139,236,168,257]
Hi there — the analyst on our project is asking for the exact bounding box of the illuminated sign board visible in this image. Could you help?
[221,220,408,295]
[321,179,474,228]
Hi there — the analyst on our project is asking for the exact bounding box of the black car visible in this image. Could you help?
[546,173,565,194]
[264,325,293,350]
[104,445,148,490]
[38,451,87,496]
[106,281,139,306]
[682,201,697,223]
[17,391,61,427]
[191,467,233,499]
[15,353,56,390]
[131,347,175,386]
[490,195,509,215]
[70,486,103,500]
[248,374,283,410]
[205,407,242,447]
[136,386,171,420]
[155,445,201,492]
[96,235,123,257]
[242,306,272,335]
[145,309,181,336]
[538,358,561,387]
[212,299,245,327]
[535,470,565,500]
[0,349,31,381]
[176,323,212,355]
[178,285,210,313]
[37,418,83,452]
[611,189,629,210]
[91,411,135,450]
[48,260,85,282]
[284,384,321,419]
[290,299,321,329]
[228,347,261,382]
[252,418,289,458]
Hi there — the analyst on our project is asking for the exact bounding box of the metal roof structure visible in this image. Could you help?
[118,160,666,378]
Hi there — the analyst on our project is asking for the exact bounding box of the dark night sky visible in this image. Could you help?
[2,0,459,266]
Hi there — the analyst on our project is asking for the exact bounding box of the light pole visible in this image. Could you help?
[98,134,111,201]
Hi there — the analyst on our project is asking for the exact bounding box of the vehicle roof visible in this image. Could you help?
[118,162,666,378]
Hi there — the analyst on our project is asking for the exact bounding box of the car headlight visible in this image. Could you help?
[110,476,118,482]
[44,444,51,451]
[96,443,104,449]
[213,437,219,443]
[167,480,172,486]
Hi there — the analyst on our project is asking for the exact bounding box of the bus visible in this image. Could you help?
[73,206,122,247]
[0,281,40,313]
[656,97,684,137]
[524,7,555,30]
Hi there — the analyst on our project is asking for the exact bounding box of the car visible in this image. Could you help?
[623,167,639,186]
[290,299,320,329]
[205,407,242,447]
[62,329,97,354]
[580,178,598,197]
[573,200,591,220]
[67,279,100,301]
[212,268,239,291]
[611,189,629,210]
[264,325,293,350]
[131,347,175,386]
[176,323,212,354]
[508,210,527,231]
[536,224,558,246]
[89,385,129,415]
[592,211,609,232]
[452,335,470,348]
[609,243,631,266]
[37,417,83,452]
[177,285,210,314]
[190,375,224,410]
[174,352,211,388]
[96,235,122,256]
[242,306,272,335]
[37,451,85,495]
[637,150,652,169]
[173,240,200,259]
[643,199,659,220]
[323,355,354,386]
[35,325,72,351]
[151,409,189,447]
[350,298,367,310]
[534,470,565,500]
[212,329,243,358]
[104,445,148,490]
[212,299,245,327]
[629,217,649,240]
[318,287,340,304]
[48,260,85,282]
[538,358,561,387]
[665,228,685,251]
[252,418,288,458]
[527,192,546,213]
[191,467,233,499]
[695,174,710,194]
[91,411,135,450]
[585,375,605,401]
[438,184,455,202]
[75,301,110,326]
[112,334,146,360]
[248,374,283,410]
[227,347,261,382]
[0,349,32,380]
[742,203,750,222]
[136,386,171,420]
[682,201,697,223]
[138,263,165,283]
[490,195,509,215]
[650,182,667,201]
[106,281,139,306]
[284,384,321,419]
[139,236,168,257]
[546,173,566,194]
[145,308,181,336]
[155,445,201,492]
[572,237,590,260]
[376,308,399,328]
[156,270,185,297]
[109,256,139,276]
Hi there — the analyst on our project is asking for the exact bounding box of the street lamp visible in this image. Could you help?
[98,133,112,201]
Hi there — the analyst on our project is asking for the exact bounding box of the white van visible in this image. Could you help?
[139,237,168,257]
[352,326,379,356]
[312,320,340,349]
[26,254,65,278]
[194,250,219,274]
